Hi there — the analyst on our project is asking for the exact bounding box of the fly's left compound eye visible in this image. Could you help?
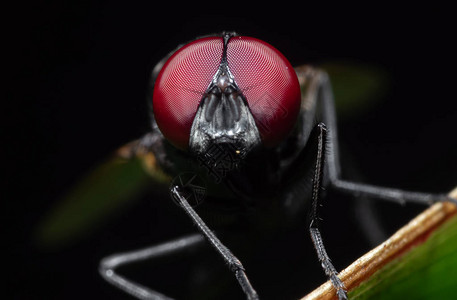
[226,37,301,147]
[153,37,224,150]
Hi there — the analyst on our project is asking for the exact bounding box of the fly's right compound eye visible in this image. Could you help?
[153,37,224,150]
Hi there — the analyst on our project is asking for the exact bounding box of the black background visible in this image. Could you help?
[6,2,457,299]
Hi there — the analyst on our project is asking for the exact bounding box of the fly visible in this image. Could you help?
[98,32,456,300]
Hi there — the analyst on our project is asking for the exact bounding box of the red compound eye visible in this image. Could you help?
[153,37,224,150]
[153,35,301,150]
[226,36,301,147]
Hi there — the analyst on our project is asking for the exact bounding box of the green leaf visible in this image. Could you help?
[35,155,169,248]
[349,213,457,299]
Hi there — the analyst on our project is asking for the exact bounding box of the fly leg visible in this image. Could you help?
[313,69,457,206]
[100,189,259,300]
[170,186,259,300]
[308,123,348,300]
[99,233,205,300]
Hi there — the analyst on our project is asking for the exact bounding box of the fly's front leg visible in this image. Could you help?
[170,186,259,300]
[308,123,348,300]
[280,120,348,299]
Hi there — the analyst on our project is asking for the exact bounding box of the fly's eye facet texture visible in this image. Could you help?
[153,35,301,150]
[153,37,224,150]
[227,36,301,147]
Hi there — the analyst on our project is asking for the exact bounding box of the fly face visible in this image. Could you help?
[189,58,261,156]
[152,32,301,166]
